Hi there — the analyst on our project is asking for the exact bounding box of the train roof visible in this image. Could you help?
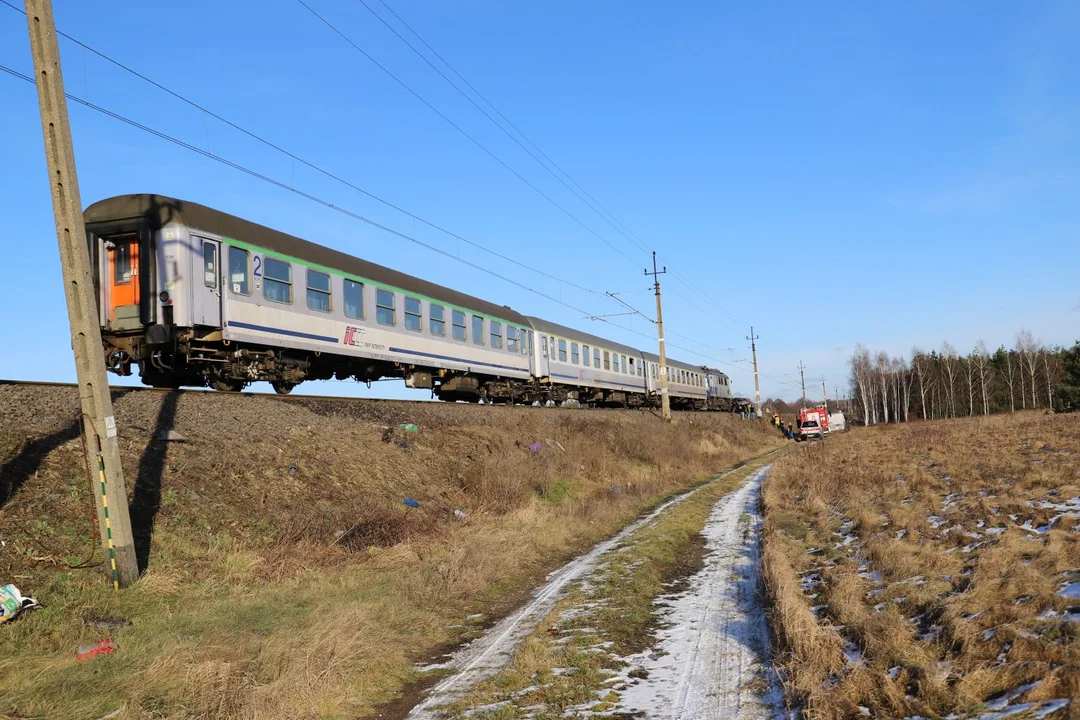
[83,194,531,325]
[525,316,643,357]
[701,366,731,380]
[640,352,705,374]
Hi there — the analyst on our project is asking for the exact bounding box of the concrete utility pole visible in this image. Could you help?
[798,361,807,409]
[746,327,760,417]
[25,0,138,588]
[644,252,670,421]
[822,376,828,413]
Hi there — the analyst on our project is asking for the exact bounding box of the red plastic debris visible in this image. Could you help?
[75,638,117,660]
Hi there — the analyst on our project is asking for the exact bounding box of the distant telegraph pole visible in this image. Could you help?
[822,376,828,413]
[644,252,670,421]
[25,0,138,587]
[746,327,760,417]
[798,361,807,409]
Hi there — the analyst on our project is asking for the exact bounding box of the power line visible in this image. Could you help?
[373,0,652,257]
[0,0,606,301]
[2,58,740,374]
[352,0,652,260]
[0,62,608,324]
[361,1,767,348]
[294,0,643,268]
[304,0,778,355]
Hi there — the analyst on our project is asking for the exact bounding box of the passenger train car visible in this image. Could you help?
[85,194,734,410]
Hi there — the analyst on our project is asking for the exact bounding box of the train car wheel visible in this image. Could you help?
[272,381,296,395]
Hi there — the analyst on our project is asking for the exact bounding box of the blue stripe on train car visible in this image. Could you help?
[228,321,339,343]
[389,346,526,373]
[550,372,645,391]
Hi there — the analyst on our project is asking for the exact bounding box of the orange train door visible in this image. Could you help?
[106,233,140,324]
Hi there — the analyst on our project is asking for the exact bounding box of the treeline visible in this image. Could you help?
[848,331,1080,425]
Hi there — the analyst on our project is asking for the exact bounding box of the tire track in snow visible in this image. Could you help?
[405,459,767,719]
[617,465,782,719]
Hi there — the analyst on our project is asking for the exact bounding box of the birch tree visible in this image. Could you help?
[941,342,958,418]
[973,341,991,415]
[1017,330,1039,409]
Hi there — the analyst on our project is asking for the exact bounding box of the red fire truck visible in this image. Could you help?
[796,407,829,441]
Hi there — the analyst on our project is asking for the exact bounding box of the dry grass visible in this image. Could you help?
[762,413,1080,719]
[0,386,782,719]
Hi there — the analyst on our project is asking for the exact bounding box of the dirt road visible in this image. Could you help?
[616,466,781,719]
[407,463,780,719]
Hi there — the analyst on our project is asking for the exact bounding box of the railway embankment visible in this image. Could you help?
[0,383,783,719]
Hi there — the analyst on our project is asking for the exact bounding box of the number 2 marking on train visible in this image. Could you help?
[252,255,262,278]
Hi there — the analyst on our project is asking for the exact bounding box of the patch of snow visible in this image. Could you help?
[843,642,863,665]
[615,467,783,719]
[928,516,946,529]
[1058,582,1080,599]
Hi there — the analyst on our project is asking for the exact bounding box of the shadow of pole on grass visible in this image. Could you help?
[130,390,180,574]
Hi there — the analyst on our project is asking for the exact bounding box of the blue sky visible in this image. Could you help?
[1,1,1078,402]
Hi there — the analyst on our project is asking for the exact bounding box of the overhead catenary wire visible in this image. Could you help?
[0,2,756,378]
[359,1,770,347]
[0,0,604,301]
[352,0,652,261]
[0,62,604,320]
[1,5,785,386]
[293,0,644,269]
[1,60,748,375]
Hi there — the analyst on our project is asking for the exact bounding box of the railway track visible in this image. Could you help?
[0,378,443,406]
[0,378,683,414]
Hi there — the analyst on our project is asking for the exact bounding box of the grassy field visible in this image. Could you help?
[0,385,782,719]
[762,412,1080,719]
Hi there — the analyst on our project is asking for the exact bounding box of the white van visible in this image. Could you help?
[828,411,846,432]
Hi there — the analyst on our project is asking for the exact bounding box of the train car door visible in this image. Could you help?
[537,334,550,378]
[104,232,140,328]
[192,236,221,327]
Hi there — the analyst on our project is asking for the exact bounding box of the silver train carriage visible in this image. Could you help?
[84,194,734,407]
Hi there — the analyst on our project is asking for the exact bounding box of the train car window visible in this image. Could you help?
[603,350,610,370]
[594,348,600,368]
[430,304,446,336]
[306,269,331,312]
[263,257,292,304]
[522,328,529,354]
[376,289,396,326]
[452,309,466,341]
[621,355,627,374]
[582,344,590,367]
[202,242,218,289]
[228,246,250,295]
[112,241,133,284]
[557,339,567,362]
[490,321,503,349]
[472,316,484,345]
[571,343,579,364]
[542,336,548,358]
[344,279,364,319]
[507,326,519,352]
[638,363,643,377]
[628,357,635,375]
[405,296,422,332]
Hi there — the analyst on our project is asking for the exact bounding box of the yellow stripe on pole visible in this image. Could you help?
[97,454,120,591]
